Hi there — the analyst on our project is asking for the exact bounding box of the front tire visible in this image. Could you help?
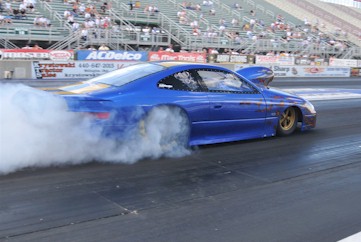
[277,107,298,136]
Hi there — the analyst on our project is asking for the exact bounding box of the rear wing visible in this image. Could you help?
[236,66,274,87]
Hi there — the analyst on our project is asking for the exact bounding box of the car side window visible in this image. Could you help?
[158,70,201,91]
[197,69,256,93]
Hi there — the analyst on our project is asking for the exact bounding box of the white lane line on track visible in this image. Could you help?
[282,88,361,101]
[338,231,361,242]
[298,93,361,101]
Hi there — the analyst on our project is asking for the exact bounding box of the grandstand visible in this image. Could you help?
[0,0,360,58]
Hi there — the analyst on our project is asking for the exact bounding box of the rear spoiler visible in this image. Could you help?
[236,66,274,87]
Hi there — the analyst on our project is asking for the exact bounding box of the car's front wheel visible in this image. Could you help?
[277,107,298,136]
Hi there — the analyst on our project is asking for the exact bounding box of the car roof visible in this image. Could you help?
[154,61,218,69]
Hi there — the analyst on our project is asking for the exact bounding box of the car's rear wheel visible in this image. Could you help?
[277,107,298,136]
[139,106,190,152]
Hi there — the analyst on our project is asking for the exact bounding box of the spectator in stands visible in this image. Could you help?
[22,44,32,49]
[84,11,91,20]
[100,1,109,13]
[19,8,27,19]
[203,0,213,6]
[98,44,109,50]
[13,8,20,19]
[33,15,50,27]
[72,2,79,16]
[144,5,158,15]
[19,1,26,12]
[231,18,239,27]
[179,47,188,53]
[66,13,74,25]
[192,27,201,36]
[64,9,71,19]
[84,18,95,28]
[209,8,215,15]
[78,3,85,15]
[81,27,88,40]
[72,21,79,31]
[27,1,35,13]
[209,48,218,54]
[33,43,43,49]
[249,18,256,30]
[190,19,198,28]
[88,45,96,50]
[0,13,13,24]
[165,44,174,52]
[219,24,226,36]
[134,0,140,8]
[4,0,11,14]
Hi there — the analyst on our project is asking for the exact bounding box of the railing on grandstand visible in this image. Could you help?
[84,29,172,48]
[0,39,19,49]
[0,27,70,42]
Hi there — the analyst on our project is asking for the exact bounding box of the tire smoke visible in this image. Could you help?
[0,84,190,175]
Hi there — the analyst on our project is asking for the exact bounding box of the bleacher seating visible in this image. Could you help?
[0,0,69,46]
[0,0,360,58]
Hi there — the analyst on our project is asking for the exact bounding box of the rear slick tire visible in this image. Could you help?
[139,106,190,151]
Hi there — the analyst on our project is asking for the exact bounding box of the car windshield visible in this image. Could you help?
[86,63,166,86]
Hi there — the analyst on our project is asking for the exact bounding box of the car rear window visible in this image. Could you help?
[86,63,166,86]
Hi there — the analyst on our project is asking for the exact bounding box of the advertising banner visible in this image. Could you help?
[32,61,137,79]
[255,55,295,65]
[0,49,73,61]
[329,58,358,67]
[76,50,148,61]
[148,52,206,63]
[215,54,254,64]
[295,57,326,66]
[235,65,350,77]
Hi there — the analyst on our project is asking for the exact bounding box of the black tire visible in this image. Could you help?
[277,107,298,136]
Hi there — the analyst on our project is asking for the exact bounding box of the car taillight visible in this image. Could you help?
[90,112,110,119]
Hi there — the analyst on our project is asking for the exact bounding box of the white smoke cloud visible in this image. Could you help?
[0,83,191,175]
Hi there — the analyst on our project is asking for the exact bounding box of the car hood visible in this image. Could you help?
[262,86,305,103]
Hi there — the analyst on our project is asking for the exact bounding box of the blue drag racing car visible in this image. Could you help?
[50,62,316,146]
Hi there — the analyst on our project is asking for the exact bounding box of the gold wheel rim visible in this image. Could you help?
[280,108,296,131]
[139,120,146,137]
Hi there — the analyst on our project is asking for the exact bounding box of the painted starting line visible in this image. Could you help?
[338,231,361,242]
[282,88,361,101]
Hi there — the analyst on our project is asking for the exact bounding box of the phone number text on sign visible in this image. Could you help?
[33,61,138,79]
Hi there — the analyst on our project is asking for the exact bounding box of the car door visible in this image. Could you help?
[195,68,267,141]
[156,69,211,143]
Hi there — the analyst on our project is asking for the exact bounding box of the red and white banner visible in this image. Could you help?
[0,49,73,61]
[148,52,206,63]
[255,55,295,65]
[32,61,137,79]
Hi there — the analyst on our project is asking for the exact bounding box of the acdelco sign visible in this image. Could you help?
[77,50,148,61]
